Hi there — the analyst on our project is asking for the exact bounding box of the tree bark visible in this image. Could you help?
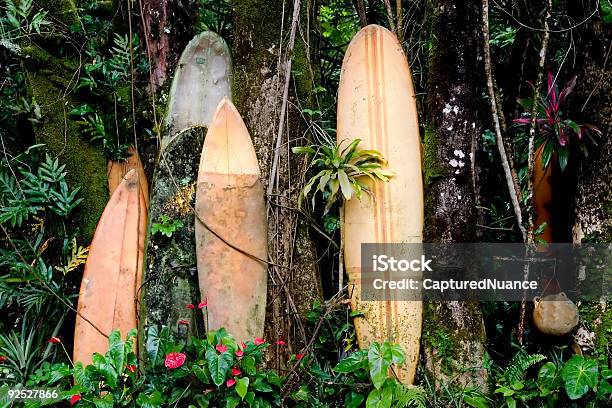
[25,0,107,240]
[422,0,488,389]
[139,0,196,92]
[231,0,323,366]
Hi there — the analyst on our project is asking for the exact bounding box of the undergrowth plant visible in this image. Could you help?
[293,139,392,292]
[513,71,601,171]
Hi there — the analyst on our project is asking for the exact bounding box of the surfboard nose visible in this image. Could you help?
[200,98,260,176]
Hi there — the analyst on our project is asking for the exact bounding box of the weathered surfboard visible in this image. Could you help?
[337,25,424,384]
[533,144,554,243]
[141,127,206,341]
[73,169,147,365]
[107,146,149,205]
[163,31,232,148]
[195,98,267,342]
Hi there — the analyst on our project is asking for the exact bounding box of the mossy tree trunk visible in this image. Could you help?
[422,0,488,389]
[231,0,323,366]
[25,0,107,240]
[567,2,612,357]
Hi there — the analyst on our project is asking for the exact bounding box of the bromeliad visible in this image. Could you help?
[513,71,601,171]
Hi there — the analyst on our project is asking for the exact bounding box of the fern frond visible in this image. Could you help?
[55,238,88,275]
[393,385,427,408]
[504,350,546,384]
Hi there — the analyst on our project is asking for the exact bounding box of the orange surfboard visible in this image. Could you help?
[195,98,267,342]
[107,146,149,205]
[74,169,147,364]
[337,25,424,384]
[533,144,553,243]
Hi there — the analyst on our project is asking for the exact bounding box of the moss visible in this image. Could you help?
[140,127,207,360]
[422,300,488,385]
[422,123,446,185]
[577,302,612,365]
[26,48,108,241]
[37,0,79,27]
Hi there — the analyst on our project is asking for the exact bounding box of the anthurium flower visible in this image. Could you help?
[70,394,81,406]
[231,367,242,376]
[235,350,244,357]
[254,338,265,345]
[296,353,304,360]
[241,342,247,349]
[0,356,7,362]
[126,364,137,373]
[226,378,236,387]
[275,340,286,346]
[186,303,195,309]
[198,298,208,309]
[48,336,61,344]
[216,344,227,353]
[178,319,189,325]
[164,352,186,369]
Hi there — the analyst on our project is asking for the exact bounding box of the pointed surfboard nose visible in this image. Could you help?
[199,97,260,176]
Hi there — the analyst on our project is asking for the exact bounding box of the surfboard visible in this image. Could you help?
[142,127,206,340]
[533,144,553,243]
[107,146,149,205]
[195,98,267,342]
[337,25,424,384]
[73,169,147,365]
[163,31,232,148]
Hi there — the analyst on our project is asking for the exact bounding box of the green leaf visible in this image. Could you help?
[557,146,569,172]
[205,348,233,387]
[334,349,368,373]
[241,355,257,376]
[292,146,315,154]
[225,396,240,408]
[192,364,210,384]
[107,330,125,373]
[236,377,250,399]
[368,343,392,389]
[365,384,393,408]
[345,391,365,408]
[538,362,561,392]
[337,169,352,200]
[601,0,612,25]
[561,355,599,400]
[93,394,114,408]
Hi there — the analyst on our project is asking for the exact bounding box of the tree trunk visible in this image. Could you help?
[422,0,488,389]
[231,0,323,366]
[568,2,612,361]
[139,0,196,92]
[25,0,107,240]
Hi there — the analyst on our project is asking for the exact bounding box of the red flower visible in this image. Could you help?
[164,352,186,369]
[226,378,236,387]
[241,342,247,349]
[0,356,7,362]
[254,338,265,346]
[178,319,189,325]
[70,394,81,406]
[186,303,195,309]
[126,364,137,373]
[296,353,304,360]
[231,367,242,376]
[48,336,61,344]
[216,344,227,353]
[275,340,286,346]
[198,298,208,309]
[235,350,244,357]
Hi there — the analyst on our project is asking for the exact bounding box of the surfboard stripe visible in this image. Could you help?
[338,25,424,384]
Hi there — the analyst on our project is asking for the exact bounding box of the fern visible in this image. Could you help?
[76,112,107,142]
[503,350,546,384]
[393,385,427,408]
[108,33,132,77]
[55,238,88,275]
